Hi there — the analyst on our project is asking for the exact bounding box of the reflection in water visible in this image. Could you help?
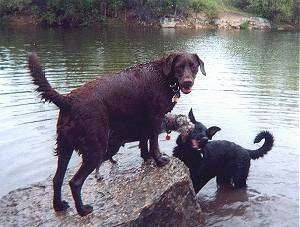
[199,187,250,225]
[0,26,298,226]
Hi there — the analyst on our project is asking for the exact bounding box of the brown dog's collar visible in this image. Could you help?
[169,81,180,93]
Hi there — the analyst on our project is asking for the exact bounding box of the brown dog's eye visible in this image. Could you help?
[175,65,184,73]
[189,63,196,72]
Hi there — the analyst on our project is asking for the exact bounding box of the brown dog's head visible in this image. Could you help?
[163,52,206,94]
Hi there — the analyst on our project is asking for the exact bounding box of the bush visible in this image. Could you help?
[0,0,31,15]
[239,20,249,29]
[190,0,218,18]
[229,0,296,23]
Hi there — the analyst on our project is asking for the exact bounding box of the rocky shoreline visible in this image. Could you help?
[2,11,298,31]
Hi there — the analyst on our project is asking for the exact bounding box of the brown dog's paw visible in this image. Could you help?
[78,204,93,216]
[53,200,70,212]
[155,155,170,167]
[109,157,117,164]
[141,152,152,162]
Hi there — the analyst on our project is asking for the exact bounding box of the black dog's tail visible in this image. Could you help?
[28,53,71,110]
[248,131,274,160]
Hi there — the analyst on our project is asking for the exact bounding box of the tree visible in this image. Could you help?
[108,0,123,17]
[189,0,217,18]
[231,0,296,23]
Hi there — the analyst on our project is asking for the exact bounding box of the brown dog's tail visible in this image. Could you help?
[248,131,274,160]
[28,53,71,110]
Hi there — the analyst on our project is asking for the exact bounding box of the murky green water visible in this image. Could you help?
[0,26,299,226]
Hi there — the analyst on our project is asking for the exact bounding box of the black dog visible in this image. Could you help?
[173,109,274,193]
[28,52,205,216]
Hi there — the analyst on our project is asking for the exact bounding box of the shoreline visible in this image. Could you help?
[1,12,299,32]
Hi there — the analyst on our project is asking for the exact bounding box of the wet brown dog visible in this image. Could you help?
[28,52,206,216]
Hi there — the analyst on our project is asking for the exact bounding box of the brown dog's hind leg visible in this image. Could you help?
[69,152,103,216]
[53,141,73,212]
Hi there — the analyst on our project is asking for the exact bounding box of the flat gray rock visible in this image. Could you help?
[0,153,203,226]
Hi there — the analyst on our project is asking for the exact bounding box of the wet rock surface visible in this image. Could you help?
[0,154,203,226]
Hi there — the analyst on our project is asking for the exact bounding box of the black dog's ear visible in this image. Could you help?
[188,108,197,124]
[163,52,179,76]
[193,54,206,76]
[206,126,221,139]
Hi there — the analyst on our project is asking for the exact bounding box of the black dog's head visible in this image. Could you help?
[163,52,206,94]
[176,108,221,150]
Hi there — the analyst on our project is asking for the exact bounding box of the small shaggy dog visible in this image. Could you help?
[173,109,274,193]
[28,52,205,216]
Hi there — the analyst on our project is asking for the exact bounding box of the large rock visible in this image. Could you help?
[0,152,203,226]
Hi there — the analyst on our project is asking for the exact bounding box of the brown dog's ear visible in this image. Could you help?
[163,53,179,76]
[206,126,221,139]
[193,54,206,76]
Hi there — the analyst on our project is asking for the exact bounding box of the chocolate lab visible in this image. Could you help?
[173,109,274,193]
[28,52,206,216]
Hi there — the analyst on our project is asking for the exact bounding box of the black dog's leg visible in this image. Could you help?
[53,140,73,212]
[233,165,249,189]
[216,175,233,188]
[140,138,151,161]
[191,175,210,194]
[233,175,247,188]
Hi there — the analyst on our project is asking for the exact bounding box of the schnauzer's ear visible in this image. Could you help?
[188,108,197,124]
[206,126,221,139]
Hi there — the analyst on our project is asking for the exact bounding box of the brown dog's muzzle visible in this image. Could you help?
[179,77,194,94]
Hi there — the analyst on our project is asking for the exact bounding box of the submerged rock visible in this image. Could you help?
[0,153,203,226]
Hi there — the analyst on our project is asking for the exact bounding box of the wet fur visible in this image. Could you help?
[173,109,274,193]
[28,52,205,216]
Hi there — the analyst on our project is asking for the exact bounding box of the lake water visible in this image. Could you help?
[0,26,299,226]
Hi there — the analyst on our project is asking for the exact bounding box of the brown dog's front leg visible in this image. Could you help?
[149,133,170,167]
[139,138,151,161]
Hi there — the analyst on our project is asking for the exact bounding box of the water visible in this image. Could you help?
[0,26,299,226]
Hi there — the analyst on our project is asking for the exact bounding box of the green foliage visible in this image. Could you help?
[190,0,217,17]
[0,0,297,26]
[0,0,31,15]
[35,0,105,26]
[230,0,296,22]
[39,10,56,26]
[239,20,249,29]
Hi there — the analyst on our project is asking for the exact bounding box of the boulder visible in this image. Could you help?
[248,17,271,30]
[0,152,203,226]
